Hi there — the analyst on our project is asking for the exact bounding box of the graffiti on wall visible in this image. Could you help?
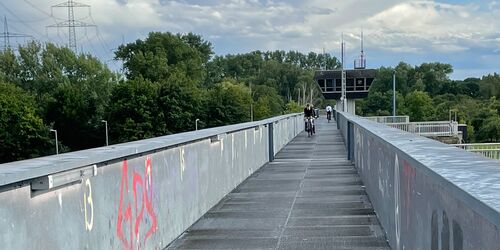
[116,156,158,250]
[394,154,401,250]
[431,210,463,250]
[402,160,416,230]
[83,179,94,231]
[394,156,464,250]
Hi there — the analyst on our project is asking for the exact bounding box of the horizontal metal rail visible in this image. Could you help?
[386,121,458,136]
[364,116,410,124]
[452,143,500,160]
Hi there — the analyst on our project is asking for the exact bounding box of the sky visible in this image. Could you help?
[1,0,499,79]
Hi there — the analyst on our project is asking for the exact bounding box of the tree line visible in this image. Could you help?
[356,62,500,142]
[1,32,498,163]
[0,32,332,163]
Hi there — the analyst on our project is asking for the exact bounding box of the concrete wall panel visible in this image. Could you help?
[337,111,500,250]
[0,114,303,249]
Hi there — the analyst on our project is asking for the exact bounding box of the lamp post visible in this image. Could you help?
[50,129,58,155]
[250,82,254,122]
[393,70,396,117]
[101,120,108,146]
[449,110,457,122]
[195,118,200,131]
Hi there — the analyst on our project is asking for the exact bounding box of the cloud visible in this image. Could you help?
[364,1,499,53]
[3,0,500,78]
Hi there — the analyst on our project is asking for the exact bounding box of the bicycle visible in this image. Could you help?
[327,111,332,123]
[305,117,314,137]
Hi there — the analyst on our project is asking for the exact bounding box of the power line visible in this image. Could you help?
[1,16,33,51]
[89,15,111,53]
[47,0,95,52]
[0,1,50,41]
[23,0,64,20]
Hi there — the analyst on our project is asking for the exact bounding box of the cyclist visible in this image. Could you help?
[326,104,332,122]
[304,103,316,134]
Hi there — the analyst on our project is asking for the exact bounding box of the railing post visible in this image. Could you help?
[268,122,274,162]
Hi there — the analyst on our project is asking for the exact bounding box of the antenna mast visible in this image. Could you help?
[341,33,347,112]
[354,28,366,69]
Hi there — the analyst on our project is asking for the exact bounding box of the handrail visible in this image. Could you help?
[452,143,500,160]
[364,115,410,124]
[385,121,459,136]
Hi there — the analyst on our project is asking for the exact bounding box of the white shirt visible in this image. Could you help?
[326,106,332,112]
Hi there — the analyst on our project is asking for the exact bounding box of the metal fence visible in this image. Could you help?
[386,121,459,136]
[452,143,500,160]
[363,116,459,137]
[364,115,410,124]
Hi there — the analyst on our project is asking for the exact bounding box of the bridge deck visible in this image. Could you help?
[167,119,390,249]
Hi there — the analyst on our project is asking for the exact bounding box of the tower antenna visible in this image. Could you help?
[354,28,366,69]
[341,33,347,111]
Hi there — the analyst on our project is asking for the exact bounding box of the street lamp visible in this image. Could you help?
[50,129,58,155]
[101,120,108,146]
[195,118,200,131]
[393,70,396,117]
[250,82,254,122]
[449,110,457,122]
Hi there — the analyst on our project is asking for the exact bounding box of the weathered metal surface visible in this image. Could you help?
[337,111,500,250]
[0,114,303,249]
[167,119,390,249]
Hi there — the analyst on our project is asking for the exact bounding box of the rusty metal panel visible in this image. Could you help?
[0,114,303,249]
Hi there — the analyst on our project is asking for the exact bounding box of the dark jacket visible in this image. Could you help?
[304,107,315,117]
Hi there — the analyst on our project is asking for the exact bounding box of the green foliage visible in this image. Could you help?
[404,91,435,121]
[285,101,303,113]
[359,91,405,117]
[479,73,500,99]
[4,31,500,163]
[477,115,500,142]
[0,81,52,162]
[115,32,212,85]
[157,73,205,132]
[252,85,284,120]
[206,50,332,104]
[357,61,499,142]
[206,80,251,127]
[0,42,118,151]
[107,77,164,143]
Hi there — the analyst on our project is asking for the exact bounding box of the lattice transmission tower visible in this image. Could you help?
[47,0,95,52]
[1,16,32,51]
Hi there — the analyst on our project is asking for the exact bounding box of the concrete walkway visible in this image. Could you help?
[167,118,390,249]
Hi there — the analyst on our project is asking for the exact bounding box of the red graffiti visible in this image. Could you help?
[402,160,416,229]
[117,156,157,250]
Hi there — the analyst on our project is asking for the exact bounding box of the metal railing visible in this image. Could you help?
[364,115,410,124]
[452,143,500,160]
[386,121,459,136]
